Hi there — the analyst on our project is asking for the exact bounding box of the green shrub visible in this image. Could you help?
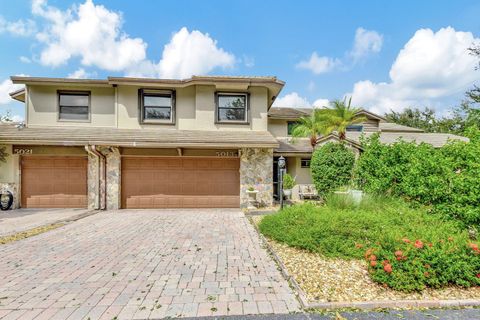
[366,237,480,292]
[258,198,480,292]
[311,142,355,196]
[283,173,296,190]
[355,132,480,227]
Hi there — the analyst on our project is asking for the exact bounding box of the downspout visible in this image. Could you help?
[85,145,100,210]
[91,145,107,210]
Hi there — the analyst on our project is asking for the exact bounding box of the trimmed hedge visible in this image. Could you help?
[311,142,355,196]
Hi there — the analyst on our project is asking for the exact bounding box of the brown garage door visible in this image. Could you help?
[21,156,88,208]
[122,157,240,208]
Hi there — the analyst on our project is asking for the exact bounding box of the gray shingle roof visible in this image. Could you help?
[275,138,313,153]
[379,122,424,132]
[268,107,312,119]
[346,131,468,148]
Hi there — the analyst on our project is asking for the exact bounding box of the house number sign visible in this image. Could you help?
[13,148,33,155]
[215,151,238,157]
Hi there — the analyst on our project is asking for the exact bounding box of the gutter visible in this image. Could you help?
[91,145,107,210]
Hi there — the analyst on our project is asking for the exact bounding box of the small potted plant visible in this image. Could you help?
[282,173,296,198]
[246,186,258,201]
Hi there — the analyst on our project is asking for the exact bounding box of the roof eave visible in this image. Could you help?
[11,76,110,87]
[2,139,279,149]
[9,88,26,102]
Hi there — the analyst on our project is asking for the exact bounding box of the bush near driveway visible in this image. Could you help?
[258,196,480,292]
[310,142,355,197]
[355,129,480,227]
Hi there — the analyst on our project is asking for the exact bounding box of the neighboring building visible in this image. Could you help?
[0,76,469,210]
[268,107,468,200]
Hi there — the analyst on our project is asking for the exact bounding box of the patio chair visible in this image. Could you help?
[299,184,318,200]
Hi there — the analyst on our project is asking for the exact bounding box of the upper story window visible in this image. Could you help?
[140,89,175,124]
[346,124,364,132]
[216,93,248,123]
[287,121,299,136]
[58,91,90,121]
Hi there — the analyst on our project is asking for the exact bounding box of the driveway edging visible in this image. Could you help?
[0,209,99,240]
[247,216,309,309]
[248,215,480,311]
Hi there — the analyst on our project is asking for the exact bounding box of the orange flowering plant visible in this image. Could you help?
[365,237,480,292]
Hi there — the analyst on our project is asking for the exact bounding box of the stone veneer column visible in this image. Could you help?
[0,183,18,209]
[239,148,273,208]
[87,153,100,210]
[101,147,121,210]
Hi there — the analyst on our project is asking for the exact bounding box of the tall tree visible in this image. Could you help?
[385,107,439,133]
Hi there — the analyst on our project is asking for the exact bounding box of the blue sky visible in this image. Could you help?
[1,0,479,120]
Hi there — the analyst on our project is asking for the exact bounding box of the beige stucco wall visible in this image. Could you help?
[286,156,313,201]
[116,84,268,131]
[286,156,312,185]
[27,85,116,127]
[0,145,16,183]
[268,119,289,137]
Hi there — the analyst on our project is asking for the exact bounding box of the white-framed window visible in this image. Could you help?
[140,89,175,124]
[216,93,248,123]
[58,91,90,121]
[301,158,311,168]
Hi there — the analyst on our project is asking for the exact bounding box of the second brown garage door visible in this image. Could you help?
[21,156,88,208]
[122,157,240,208]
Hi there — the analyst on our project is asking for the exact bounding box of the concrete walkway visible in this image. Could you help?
[0,209,299,319]
[0,208,92,237]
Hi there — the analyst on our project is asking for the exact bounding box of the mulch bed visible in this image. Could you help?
[252,216,480,303]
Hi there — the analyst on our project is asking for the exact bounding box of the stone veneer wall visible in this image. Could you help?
[87,153,100,210]
[0,183,18,209]
[100,147,121,210]
[87,147,121,210]
[239,148,273,208]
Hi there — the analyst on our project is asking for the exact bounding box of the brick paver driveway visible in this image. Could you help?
[0,209,299,319]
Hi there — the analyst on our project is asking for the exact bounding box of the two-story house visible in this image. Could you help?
[0,75,468,210]
[0,76,284,210]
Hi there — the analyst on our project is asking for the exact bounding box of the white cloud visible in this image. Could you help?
[32,0,147,71]
[273,93,330,109]
[273,92,311,108]
[297,27,382,74]
[19,56,32,63]
[7,1,236,79]
[0,78,24,105]
[296,52,341,74]
[156,27,235,79]
[313,98,330,108]
[0,16,36,36]
[350,27,383,62]
[67,68,96,79]
[349,27,479,114]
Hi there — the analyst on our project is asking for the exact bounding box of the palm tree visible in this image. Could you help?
[318,97,366,140]
[290,109,329,147]
[290,97,366,146]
